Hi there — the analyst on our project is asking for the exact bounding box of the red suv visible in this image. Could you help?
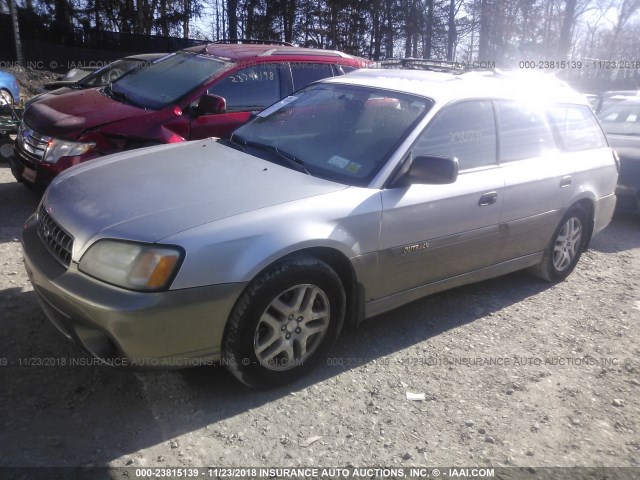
[11,41,370,188]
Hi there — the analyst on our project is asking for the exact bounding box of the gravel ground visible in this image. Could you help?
[3,67,58,104]
[0,163,639,475]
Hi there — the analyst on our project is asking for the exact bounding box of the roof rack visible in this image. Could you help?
[380,58,485,74]
[212,39,295,47]
[259,48,350,58]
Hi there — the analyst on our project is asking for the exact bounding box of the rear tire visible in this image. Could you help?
[529,205,589,282]
[222,254,345,388]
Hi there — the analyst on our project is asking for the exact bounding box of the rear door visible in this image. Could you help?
[494,101,610,262]
[493,100,569,262]
[375,100,504,299]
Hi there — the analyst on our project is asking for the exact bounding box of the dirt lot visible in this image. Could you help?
[0,162,639,475]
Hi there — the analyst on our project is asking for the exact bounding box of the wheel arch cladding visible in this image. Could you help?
[574,198,595,251]
[298,246,365,328]
[240,246,364,329]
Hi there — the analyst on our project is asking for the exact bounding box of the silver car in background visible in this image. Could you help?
[22,69,618,388]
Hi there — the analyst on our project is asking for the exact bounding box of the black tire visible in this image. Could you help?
[0,137,14,162]
[529,205,589,282]
[222,254,345,388]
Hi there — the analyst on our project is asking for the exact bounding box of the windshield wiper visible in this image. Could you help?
[230,134,310,175]
[104,84,144,109]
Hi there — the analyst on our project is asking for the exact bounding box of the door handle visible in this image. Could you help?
[478,191,498,206]
[560,175,572,188]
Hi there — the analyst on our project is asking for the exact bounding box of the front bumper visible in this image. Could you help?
[11,141,100,189]
[22,215,247,367]
[10,149,57,189]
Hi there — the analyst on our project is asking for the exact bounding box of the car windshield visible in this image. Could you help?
[231,83,431,186]
[79,59,142,87]
[110,52,227,110]
[598,102,640,136]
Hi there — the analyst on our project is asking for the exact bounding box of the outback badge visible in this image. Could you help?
[402,242,430,254]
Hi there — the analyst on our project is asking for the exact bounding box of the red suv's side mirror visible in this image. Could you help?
[194,94,227,116]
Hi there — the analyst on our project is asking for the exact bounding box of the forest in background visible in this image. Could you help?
[1,0,640,67]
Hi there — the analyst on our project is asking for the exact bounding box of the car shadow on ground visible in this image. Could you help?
[0,164,39,244]
[1,268,549,468]
[589,211,640,254]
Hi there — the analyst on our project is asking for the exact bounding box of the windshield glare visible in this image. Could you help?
[111,52,227,109]
[80,59,138,87]
[598,103,640,136]
[232,84,431,186]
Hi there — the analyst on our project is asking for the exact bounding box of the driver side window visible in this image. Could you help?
[208,65,281,111]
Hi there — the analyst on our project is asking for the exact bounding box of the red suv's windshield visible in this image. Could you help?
[111,52,228,110]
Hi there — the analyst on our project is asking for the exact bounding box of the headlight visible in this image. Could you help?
[79,240,183,291]
[44,139,95,163]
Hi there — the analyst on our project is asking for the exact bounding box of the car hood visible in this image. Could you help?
[26,87,75,108]
[23,88,145,138]
[608,134,640,162]
[0,70,19,98]
[608,134,640,151]
[44,139,348,257]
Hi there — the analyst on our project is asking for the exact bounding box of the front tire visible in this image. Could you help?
[222,254,346,388]
[529,205,589,282]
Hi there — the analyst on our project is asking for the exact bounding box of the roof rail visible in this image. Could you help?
[380,58,494,74]
[259,48,351,58]
[212,39,295,47]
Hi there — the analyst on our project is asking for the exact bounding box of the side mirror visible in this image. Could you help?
[193,94,227,116]
[391,154,458,187]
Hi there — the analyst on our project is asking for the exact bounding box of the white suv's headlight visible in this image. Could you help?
[79,240,183,291]
[44,139,95,163]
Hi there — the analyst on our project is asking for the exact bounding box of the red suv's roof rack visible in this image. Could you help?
[213,39,295,47]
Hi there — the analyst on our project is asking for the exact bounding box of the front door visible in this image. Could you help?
[190,64,286,140]
[375,100,504,300]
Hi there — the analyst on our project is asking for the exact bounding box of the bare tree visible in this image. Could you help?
[606,0,640,56]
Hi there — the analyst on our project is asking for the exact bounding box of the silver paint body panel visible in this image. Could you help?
[23,69,619,363]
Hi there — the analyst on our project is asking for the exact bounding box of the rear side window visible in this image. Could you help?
[335,65,357,75]
[495,101,556,162]
[413,100,497,170]
[290,63,334,90]
[208,64,281,111]
[549,104,608,151]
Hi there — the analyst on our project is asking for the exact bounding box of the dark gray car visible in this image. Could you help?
[26,53,167,107]
[598,98,640,212]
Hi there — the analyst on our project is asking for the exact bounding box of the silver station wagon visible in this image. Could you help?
[22,69,618,387]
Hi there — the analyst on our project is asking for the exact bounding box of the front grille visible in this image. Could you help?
[38,205,74,268]
[16,121,51,162]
